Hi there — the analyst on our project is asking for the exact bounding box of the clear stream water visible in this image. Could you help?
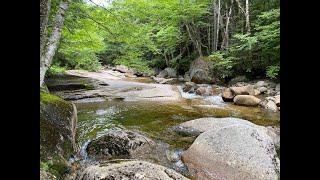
[48,75,280,177]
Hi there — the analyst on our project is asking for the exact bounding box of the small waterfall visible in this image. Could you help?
[204,95,225,106]
[178,85,226,107]
[78,140,90,160]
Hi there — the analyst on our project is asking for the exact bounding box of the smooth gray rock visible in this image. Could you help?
[233,95,261,106]
[77,160,189,180]
[181,117,280,180]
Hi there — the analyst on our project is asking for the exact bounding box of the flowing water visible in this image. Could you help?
[48,75,280,176]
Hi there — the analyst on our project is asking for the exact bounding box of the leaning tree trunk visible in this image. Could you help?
[40,0,70,87]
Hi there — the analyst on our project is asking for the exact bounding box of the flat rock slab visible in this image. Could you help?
[77,160,189,180]
[65,70,182,102]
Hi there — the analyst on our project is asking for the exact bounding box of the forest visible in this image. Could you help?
[41,0,279,85]
[40,0,280,179]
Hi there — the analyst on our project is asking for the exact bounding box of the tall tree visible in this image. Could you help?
[40,0,70,87]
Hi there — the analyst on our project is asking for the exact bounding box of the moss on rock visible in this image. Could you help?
[40,92,77,179]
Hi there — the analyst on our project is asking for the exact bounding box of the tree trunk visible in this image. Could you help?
[214,0,221,51]
[245,0,250,33]
[185,24,203,57]
[40,0,70,87]
[221,0,233,50]
[40,0,51,56]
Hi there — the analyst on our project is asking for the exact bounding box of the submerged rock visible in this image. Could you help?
[233,95,261,106]
[77,160,189,180]
[86,129,156,160]
[181,117,280,180]
[40,92,77,178]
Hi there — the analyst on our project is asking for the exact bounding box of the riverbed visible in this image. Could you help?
[46,70,280,177]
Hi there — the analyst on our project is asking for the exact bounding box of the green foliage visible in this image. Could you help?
[51,0,279,80]
[222,8,280,79]
[46,65,66,77]
[266,65,280,79]
[209,52,234,79]
[55,2,106,71]
[40,161,50,171]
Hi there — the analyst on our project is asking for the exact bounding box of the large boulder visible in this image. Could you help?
[221,88,235,102]
[165,67,177,78]
[40,92,77,178]
[233,95,261,106]
[230,86,249,95]
[189,58,214,84]
[157,68,177,78]
[77,160,189,180]
[86,129,156,160]
[181,117,280,180]
[230,85,258,96]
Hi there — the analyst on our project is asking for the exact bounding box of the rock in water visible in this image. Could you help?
[181,117,280,180]
[182,82,198,92]
[265,100,278,112]
[254,81,269,88]
[233,95,261,106]
[86,129,156,160]
[40,92,77,178]
[77,160,189,180]
[221,88,235,102]
[195,87,207,95]
[230,86,250,95]
[258,86,268,94]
